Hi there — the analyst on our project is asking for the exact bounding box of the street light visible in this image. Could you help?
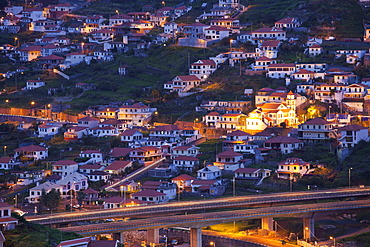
[115,10,119,14]
[349,167,353,188]
[162,1,165,6]
[14,37,18,47]
[330,236,335,247]
[210,241,215,247]
[229,39,233,51]
[232,177,236,197]
[3,146,6,156]
[81,42,84,53]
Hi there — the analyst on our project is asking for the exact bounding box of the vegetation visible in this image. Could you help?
[4,216,81,247]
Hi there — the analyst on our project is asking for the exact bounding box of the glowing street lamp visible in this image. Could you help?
[349,167,353,188]
[81,42,84,53]
[115,10,119,14]
[162,1,165,6]
[14,37,18,47]
[330,236,335,247]
[210,241,215,247]
[229,39,233,51]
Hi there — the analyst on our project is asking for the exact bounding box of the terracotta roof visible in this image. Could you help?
[82,188,99,194]
[104,196,125,203]
[171,174,195,181]
[310,44,322,48]
[132,146,160,152]
[268,63,295,68]
[265,136,302,144]
[255,56,272,62]
[0,157,12,163]
[78,116,99,122]
[132,189,165,197]
[192,179,217,185]
[234,168,259,173]
[14,145,46,152]
[206,26,229,31]
[294,69,315,74]
[216,150,242,157]
[253,27,284,33]
[261,40,280,46]
[79,164,103,169]
[173,155,199,161]
[275,17,295,24]
[337,124,367,131]
[53,160,78,166]
[191,59,216,66]
[207,112,221,116]
[57,237,91,247]
[226,130,250,136]
[110,147,133,157]
[121,129,141,136]
[175,75,201,81]
[104,161,132,171]
[151,125,181,131]
[302,117,330,125]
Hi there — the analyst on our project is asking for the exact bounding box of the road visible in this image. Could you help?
[57,199,370,235]
[203,230,299,247]
[26,187,370,225]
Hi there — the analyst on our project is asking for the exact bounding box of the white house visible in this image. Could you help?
[336,124,369,148]
[277,157,312,179]
[297,118,332,142]
[27,181,62,204]
[189,59,217,80]
[173,155,199,171]
[131,190,167,203]
[52,160,79,178]
[26,79,45,90]
[38,122,63,137]
[79,150,103,164]
[234,168,271,180]
[14,145,48,160]
[56,172,88,195]
[197,165,221,180]
[264,136,304,154]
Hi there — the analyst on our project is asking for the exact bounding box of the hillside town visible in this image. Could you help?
[0,0,370,246]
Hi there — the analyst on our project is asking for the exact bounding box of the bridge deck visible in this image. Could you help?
[58,199,370,235]
[25,187,370,225]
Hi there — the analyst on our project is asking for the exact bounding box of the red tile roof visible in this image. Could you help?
[132,189,165,197]
[110,147,133,157]
[302,117,330,125]
[104,161,132,171]
[53,160,78,166]
[265,136,302,144]
[234,168,259,173]
[226,130,250,137]
[14,145,47,152]
[216,150,242,157]
[173,155,199,161]
[337,124,367,131]
[171,174,195,181]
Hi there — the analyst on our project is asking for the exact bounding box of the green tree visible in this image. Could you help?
[40,189,61,213]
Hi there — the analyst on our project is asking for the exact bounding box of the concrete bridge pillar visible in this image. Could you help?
[190,228,202,247]
[147,228,159,245]
[261,217,274,231]
[112,232,124,243]
[303,218,315,241]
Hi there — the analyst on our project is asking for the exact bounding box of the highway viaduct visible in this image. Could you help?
[56,199,370,247]
[25,187,370,246]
